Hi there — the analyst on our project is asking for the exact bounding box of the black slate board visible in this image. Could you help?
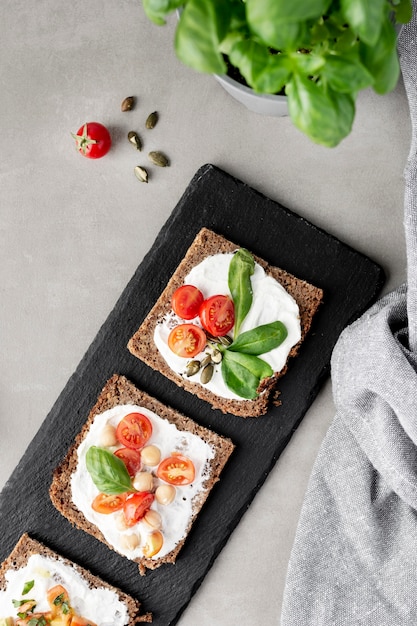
[0,164,385,624]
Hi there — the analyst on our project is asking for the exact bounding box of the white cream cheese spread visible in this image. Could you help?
[0,553,128,625]
[154,252,301,399]
[71,404,214,561]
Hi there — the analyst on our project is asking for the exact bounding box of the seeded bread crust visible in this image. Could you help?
[127,228,323,417]
[49,374,234,576]
[0,533,152,623]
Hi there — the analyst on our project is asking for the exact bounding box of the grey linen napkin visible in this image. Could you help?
[281,8,417,626]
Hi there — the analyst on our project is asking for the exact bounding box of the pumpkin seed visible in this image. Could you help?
[128,131,142,151]
[148,150,169,167]
[211,349,222,364]
[217,335,233,347]
[134,165,149,183]
[146,111,158,129]
[200,354,212,368]
[200,363,214,384]
[121,96,135,112]
[185,360,201,377]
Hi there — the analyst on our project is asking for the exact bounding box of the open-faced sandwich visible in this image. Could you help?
[128,228,323,417]
[50,374,234,575]
[0,533,152,624]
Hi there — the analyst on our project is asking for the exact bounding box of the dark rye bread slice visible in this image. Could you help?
[127,227,323,417]
[50,374,234,575]
[0,533,152,623]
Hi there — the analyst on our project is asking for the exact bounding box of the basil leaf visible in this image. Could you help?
[221,350,273,399]
[341,0,386,46]
[246,0,331,49]
[394,0,412,24]
[22,580,35,596]
[228,248,254,337]
[286,73,355,147]
[229,40,291,94]
[175,0,232,74]
[85,446,133,495]
[321,54,373,94]
[228,321,288,355]
[359,20,400,95]
[142,0,184,25]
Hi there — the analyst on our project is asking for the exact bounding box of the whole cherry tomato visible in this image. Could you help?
[72,122,112,159]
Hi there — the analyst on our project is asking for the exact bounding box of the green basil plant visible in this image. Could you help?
[143,0,412,147]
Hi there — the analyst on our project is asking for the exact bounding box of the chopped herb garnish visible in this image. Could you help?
[22,580,35,595]
[62,601,70,614]
[53,591,70,614]
[53,591,64,606]
[12,598,36,609]
[27,617,48,626]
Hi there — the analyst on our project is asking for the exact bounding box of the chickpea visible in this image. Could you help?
[119,533,140,551]
[143,509,162,531]
[133,471,154,492]
[141,445,161,467]
[99,423,118,447]
[155,484,176,506]
[115,512,129,531]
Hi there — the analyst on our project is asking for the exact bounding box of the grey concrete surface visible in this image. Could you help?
[0,1,412,624]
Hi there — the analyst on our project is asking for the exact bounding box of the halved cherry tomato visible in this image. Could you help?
[143,530,163,558]
[114,447,142,477]
[123,492,155,527]
[116,413,153,449]
[157,455,196,486]
[171,284,204,320]
[167,324,206,358]
[199,295,234,337]
[91,492,127,514]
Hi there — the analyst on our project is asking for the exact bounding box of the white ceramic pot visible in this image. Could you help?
[213,73,289,117]
[176,8,288,117]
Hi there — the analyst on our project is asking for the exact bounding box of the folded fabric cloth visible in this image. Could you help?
[281,7,417,626]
